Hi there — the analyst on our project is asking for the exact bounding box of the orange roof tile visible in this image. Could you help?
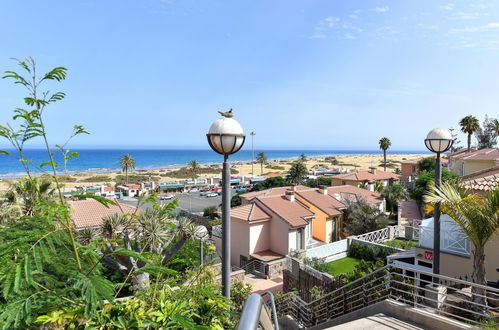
[462,173,499,191]
[69,199,138,229]
[331,169,400,182]
[327,185,383,205]
[241,185,309,201]
[231,203,271,222]
[256,195,313,228]
[295,189,344,217]
[451,148,499,162]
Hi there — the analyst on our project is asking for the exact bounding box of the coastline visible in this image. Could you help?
[0,153,428,191]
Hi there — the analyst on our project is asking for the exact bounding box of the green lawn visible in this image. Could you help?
[383,239,418,250]
[321,257,362,277]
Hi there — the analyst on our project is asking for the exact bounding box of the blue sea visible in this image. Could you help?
[0,148,429,178]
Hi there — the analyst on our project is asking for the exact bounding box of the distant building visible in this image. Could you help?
[400,158,448,182]
[330,168,400,191]
[69,199,138,230]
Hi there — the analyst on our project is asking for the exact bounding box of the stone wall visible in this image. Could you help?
[266,257,287,279]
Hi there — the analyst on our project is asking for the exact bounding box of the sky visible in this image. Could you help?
[0,0,498,151]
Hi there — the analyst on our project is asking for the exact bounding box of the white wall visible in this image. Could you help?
[249,221,270,254]
[230,218,250,267]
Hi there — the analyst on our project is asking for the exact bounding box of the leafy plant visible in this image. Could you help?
[344,201,388,235]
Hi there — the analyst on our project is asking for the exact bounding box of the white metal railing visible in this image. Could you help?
[354,227,391,242]
[237,292,279,330]
[419,226,471,256]
[277,264,499,328]
[306,239,348,259]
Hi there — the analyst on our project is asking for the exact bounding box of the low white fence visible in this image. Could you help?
[305,226,419,260]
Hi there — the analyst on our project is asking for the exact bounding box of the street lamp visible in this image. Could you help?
[250,132,256,177]
[207,111,245,298]
[424,128,453,283]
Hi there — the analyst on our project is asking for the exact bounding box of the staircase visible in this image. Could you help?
[240,264,499,329]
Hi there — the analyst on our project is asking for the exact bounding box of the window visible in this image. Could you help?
[296,228,303,250]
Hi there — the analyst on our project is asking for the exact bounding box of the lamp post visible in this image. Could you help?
[207,111,245,298]
[250,132,256,178]
[424,128,453,283]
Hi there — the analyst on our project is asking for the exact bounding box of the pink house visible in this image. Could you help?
[213,188,315,267]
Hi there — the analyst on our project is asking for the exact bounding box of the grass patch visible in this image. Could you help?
[383,239,418,250]
[321,257,362,277]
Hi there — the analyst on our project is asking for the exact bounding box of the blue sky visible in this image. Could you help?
[0,0,498,151]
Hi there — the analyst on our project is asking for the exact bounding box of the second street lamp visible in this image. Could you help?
[424,128,453,283]
[206,110,245,298]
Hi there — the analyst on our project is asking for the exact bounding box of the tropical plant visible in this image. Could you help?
[418,157,436,173]
[2,176,56,217]
[449,127,462,152]
[253,176,288,191]
[188,160,200,178]
[305,176,332,188]
[411,169,459,204]
[101,213,128,239]
[120,154,136,183]
[345,201,388,235]
[459,115,480,151]
[256,152,267,175]
[203,205,218,219]
[381,183,409,217]
[475,115,498,149]
[288,161,308,185]
[299,153,307,163]
[425,183,499,309]
[378,137,391,171]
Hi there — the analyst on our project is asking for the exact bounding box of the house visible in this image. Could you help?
[116,183,147,197]
[416,214,499,282]
[330,168,400,191]
[69,199,138,230]
[214,189,315,267]
[326,185,385,212]
[448,148,499,176]
[400,158,448,182]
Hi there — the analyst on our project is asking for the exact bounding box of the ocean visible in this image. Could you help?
[0,148,428,178]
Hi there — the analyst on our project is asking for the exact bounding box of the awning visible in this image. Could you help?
[160,184,184,188]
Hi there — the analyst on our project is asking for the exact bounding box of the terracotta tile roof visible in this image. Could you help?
[295,189,344,217]
[122,184,141,189]
[462,173,499,191]
[447,148,476,158]
[331,169,400,182]
[241,185,309,201]
[69,199,138,229]
[326,185,383,205]
[451,148,499,162]
[231,203,271,222]
[256,195,313,228]
[266,173,284,178]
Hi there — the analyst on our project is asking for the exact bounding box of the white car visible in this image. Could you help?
[189,188,199,193]
[160,194,175,200]
[205,192,218,197]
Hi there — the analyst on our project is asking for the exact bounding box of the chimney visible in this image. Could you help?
[291,185,297,192]
[285,190,295,202]
[318,185,328,195]
[370,168,377,174]
[367,182,375,192]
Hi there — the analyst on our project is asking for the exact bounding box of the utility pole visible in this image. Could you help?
[250,132,256,177]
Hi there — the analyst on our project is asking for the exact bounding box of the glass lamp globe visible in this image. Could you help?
[424,128,453,153]
[207,117,245,155]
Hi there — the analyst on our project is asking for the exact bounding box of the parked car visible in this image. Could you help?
[200,187,211,192]
[212,187,222,192]
[160,194,175,200]
[235,187,247,193]
[205,192,218,197]
[189,188,199,193]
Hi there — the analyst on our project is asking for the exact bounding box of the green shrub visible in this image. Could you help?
[348,241,393,262]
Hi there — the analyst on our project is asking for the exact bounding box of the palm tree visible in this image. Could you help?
[256,152,267,175]
[120,154,136,184]
[378,137,391,171]
[101,213,128,239]
[288,161,308,185]
[459,115,480,152]
[188,160,200,178]
[299,153,307,163]
[381,183,409,218]
[425,183,499,308]
[487,118,499,135]
[3,177,56,217]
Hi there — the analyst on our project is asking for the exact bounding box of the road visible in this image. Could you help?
[120,189,236,214]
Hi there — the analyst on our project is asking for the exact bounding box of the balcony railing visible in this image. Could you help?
[419,225,471,256]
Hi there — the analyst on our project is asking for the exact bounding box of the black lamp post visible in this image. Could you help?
[424,128,453,283]
[207,112,245,298]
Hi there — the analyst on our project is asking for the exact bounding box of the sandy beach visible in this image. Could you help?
[0,153,427,191]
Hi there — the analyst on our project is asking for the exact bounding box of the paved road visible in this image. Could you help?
[120,189,236,214]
